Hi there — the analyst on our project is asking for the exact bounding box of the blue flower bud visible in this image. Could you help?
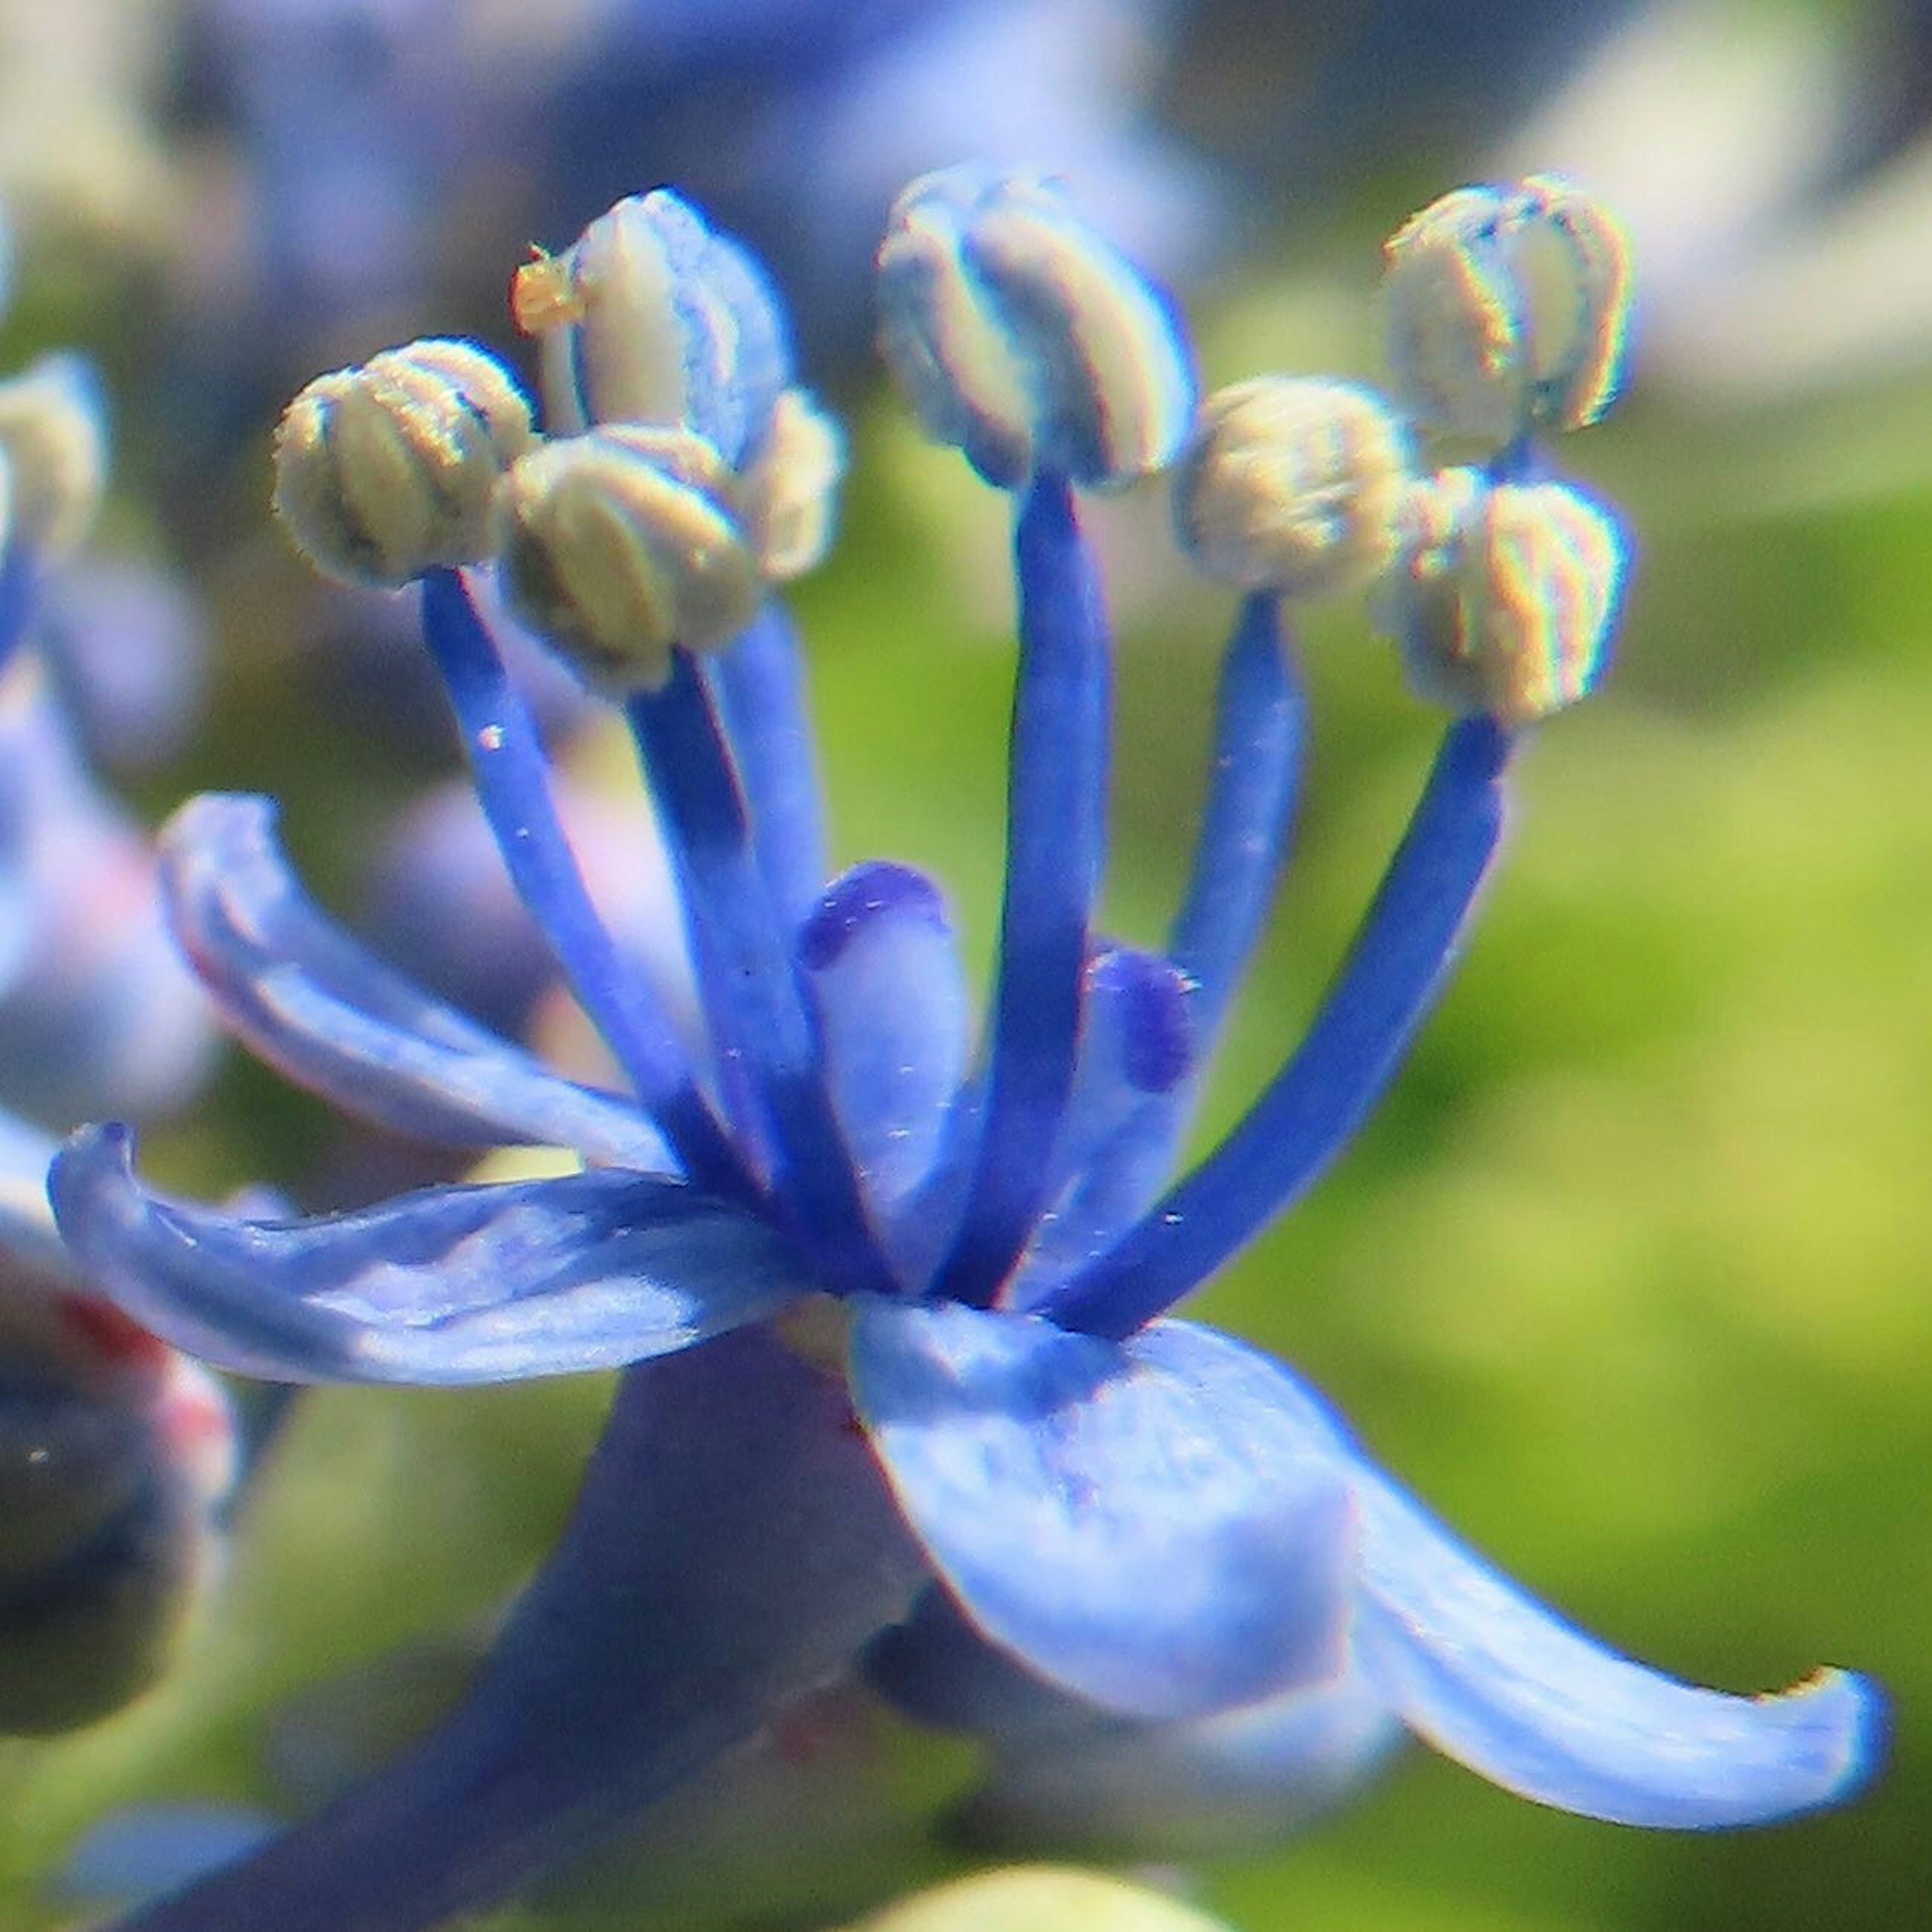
[1382,175,1631,448]
[876,166,1196,491]
[0,1256,234,1734]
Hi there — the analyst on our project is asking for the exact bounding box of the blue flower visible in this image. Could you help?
[50,169,1879,1926]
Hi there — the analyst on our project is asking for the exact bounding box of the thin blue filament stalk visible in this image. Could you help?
[1170,591,1305,1040]
[1045,714,1512,1339]
[625,657,896,1295]
[417,569,747,1199]
[1005,592,1305,1300]
[706,603,828,935]
[105,1336,926,1932]
[931,471,1110,1309]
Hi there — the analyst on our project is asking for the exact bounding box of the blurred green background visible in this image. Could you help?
[4,3,1930,1928]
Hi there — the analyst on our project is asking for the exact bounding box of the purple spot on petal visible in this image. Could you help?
[1089,949,1193,1094]
[798,861,948,972]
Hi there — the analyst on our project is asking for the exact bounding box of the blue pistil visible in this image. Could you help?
[418,568,747,1198]
[931,472,1110,1309]
[1045,713,1511,1339]
[625,653,896,1294]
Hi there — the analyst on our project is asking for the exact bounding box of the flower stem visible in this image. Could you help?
[110,1329,925,1932]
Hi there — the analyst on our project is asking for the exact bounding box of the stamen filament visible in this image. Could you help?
[1170,592,1306,1037]
[1007,593,1304,1300]
[625,656,896,1293]
[931,472,1109,1308]
[418,568,747,1198]
[1044,714,1511,1338]
[706,603,827,933]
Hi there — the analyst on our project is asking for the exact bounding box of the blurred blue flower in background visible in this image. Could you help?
[43,163,1882,1930]
[0,216,232,1746]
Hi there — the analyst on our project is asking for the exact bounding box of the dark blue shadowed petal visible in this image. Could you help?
[51,1125,804,1386]
[865,1583,1400,1855]
[162,792,669,1170]
[799,861,968,1212]
[1350,1464,1883,1827]
[958,1659,1402,1858]
[848,1301,1355,1720]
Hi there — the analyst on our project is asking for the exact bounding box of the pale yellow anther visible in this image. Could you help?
[273,338,534,587]
[0,355,108,558]
[1172,377,1412,599]
[1382,472,1624,725]
[1382,177,1631,448]
[741,387,844,582]
[494,424,762,692]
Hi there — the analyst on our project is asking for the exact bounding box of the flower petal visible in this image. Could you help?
[848,1302,1355,1720]
[1350,1463,1884,1826]
[162,792,667,1168]
[958,1658,1403,1858]
[799,861,968,1212]
[50,1124,803,1386]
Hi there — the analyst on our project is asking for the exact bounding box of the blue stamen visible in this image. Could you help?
[418,568,746,1198]
[1008,593,1303,1302]
[1044,714,1511,1339]
[705,603,827,934]
[624,655,896,1294]
[930,471,1109,1309]
[1170,592,1306,1037]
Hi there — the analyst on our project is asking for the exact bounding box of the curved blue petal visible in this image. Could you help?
[960,1657,1403,1858]
[50,1125,804,1386]
[848,1302,1355,1720]
[799,860,968,1212]
[163,793,669,1169]
[1350,1463,1884,1827]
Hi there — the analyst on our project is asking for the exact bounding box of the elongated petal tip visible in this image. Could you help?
[51,1123,802,1386]
[1353,1466,1885,1828]
[877,166,1196,491]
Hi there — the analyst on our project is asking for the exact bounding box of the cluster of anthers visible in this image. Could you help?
[46,163,1876,1932]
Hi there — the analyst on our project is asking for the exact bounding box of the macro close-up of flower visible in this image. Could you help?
[1,9,1929,1932]
[2,152,1883,1932]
